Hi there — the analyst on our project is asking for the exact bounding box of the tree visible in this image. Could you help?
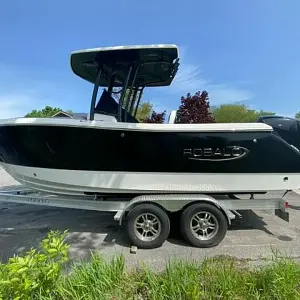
[175,91,215,123]
[112,88,156,122]
[136,102,153,122]
[142,110,166,123]
[256,109,276,118]
[65,110,74,116]
[136,101,166,123]
[295,111,300,119]
[117,89,165,123]
[25,106,64,118]
[113,88,142,110]
[211,104,276,123]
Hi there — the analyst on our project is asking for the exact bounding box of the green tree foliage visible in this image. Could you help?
[113,88,142,110]
[113,88,156,122]
[295,111,300,119]
[175,91,215,123]
[136,101,167,123]
[211,104,276,123]
[136,102,153,122]
[65,110,74,116]
[25,106,65,118]
[256,109,276,118]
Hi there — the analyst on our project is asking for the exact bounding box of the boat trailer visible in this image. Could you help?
[0,186,290,249]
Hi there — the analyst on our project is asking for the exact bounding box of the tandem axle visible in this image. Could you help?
[0,187,289,249]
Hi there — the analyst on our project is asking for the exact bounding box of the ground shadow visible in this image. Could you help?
[167,209,283,247]
[229,210,272,232]
[0,201,133,262]
[0,199,292,262]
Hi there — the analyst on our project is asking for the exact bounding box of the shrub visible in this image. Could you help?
[0,230,70,300]
[143,110,166,123]
[175,91,215,123]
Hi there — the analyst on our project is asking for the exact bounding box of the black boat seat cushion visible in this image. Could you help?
[94,89,139,123]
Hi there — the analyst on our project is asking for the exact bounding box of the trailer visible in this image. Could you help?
[0,187,290,249]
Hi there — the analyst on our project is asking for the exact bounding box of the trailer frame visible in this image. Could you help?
[0,186,290,249]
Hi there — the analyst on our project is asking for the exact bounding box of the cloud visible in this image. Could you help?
[0,87,65,119]
[148,99,172,113]
[0,94,36,119]
[155,45,253,110]
[0,46,253,119]
[275,111,296,118]
[0,64,77,119]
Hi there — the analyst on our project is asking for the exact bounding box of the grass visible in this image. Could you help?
[52,253,300,300]
[1,231,300,299]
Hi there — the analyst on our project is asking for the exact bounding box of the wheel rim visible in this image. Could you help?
[133,213,162,242]
[190,211,219,240]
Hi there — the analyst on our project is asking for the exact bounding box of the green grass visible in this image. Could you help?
[1,231,300,299]
[53,253,300,300]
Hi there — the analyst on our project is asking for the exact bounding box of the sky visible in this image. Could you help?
[0,0,300,119]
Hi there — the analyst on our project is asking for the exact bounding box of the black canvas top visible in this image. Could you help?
[257,115,300,150]
[257,115,299,131]
[70,44,179,87]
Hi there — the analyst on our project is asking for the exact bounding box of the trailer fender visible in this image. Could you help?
[116,194,234,226]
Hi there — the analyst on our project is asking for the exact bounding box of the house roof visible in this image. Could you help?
[72,113,88,119]
[52,111,87,119]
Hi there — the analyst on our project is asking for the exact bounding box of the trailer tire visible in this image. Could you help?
[180,203,228,248]
[126,204,170,249]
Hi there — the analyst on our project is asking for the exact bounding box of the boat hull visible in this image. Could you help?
[1,118,300,195]
[2,162,300,196]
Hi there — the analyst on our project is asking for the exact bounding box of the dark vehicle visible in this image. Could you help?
[257,115,300,151]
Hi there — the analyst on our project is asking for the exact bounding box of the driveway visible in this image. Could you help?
[1,166,300,270]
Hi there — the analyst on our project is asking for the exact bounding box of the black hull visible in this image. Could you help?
[1,124,300,173]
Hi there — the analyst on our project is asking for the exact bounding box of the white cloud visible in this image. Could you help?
[208,85,253,105]
[0,47,253,119]
[171,46,253,104]
[0,94,36,119]
[0,64,74,119]
[0,88,66,119]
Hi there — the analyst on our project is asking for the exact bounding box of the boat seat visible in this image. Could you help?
[94,89,139,123]
[93,113,118,122]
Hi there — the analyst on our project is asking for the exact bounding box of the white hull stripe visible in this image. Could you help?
[2,163,300,196]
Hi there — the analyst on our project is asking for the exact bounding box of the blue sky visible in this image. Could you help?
[0,0,299,119]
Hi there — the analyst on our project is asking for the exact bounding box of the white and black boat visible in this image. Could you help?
[1,44,300,196]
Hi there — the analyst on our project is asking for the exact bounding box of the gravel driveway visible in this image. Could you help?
[1,166,300,270]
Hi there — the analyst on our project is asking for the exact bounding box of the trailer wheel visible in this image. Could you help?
[126,204,170,249]
[180,203,228,248]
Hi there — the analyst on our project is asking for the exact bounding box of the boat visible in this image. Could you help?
[257,115,300,152]
[1,44,300,196]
